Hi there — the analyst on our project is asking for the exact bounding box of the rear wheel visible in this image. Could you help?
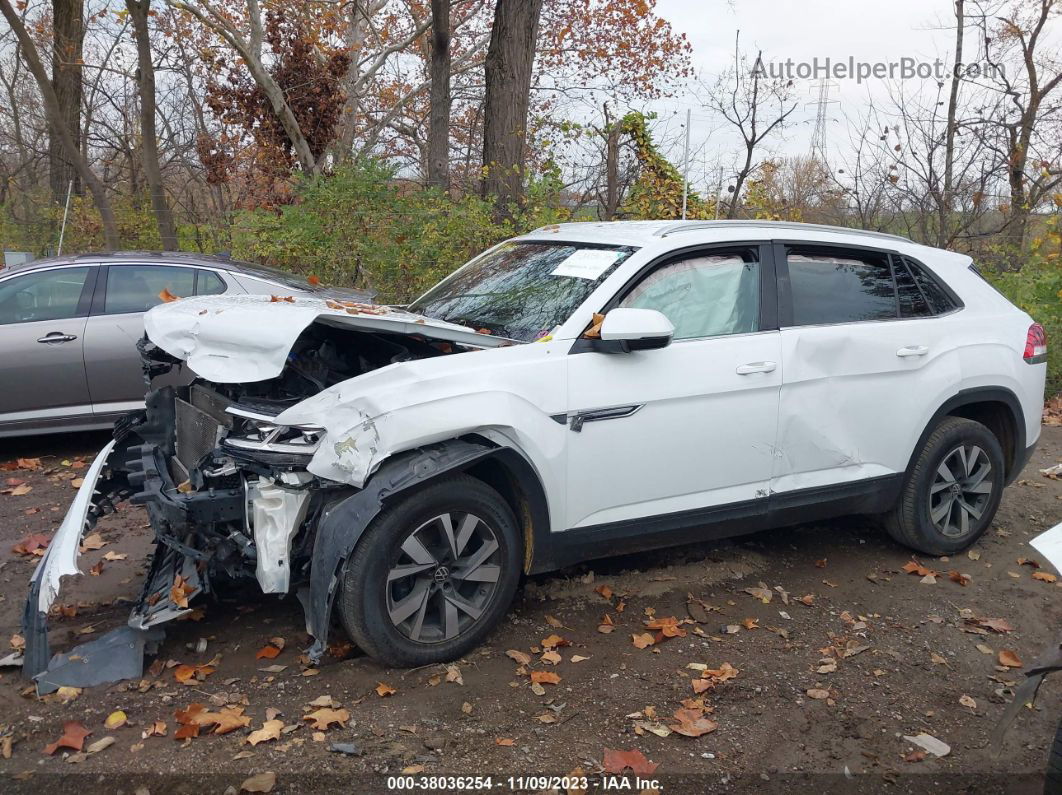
[337,474,521,667]
[885,416,1005,555]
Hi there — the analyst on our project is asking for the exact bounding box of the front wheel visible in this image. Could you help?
[337,474,522,667]
[885,416,1005,555]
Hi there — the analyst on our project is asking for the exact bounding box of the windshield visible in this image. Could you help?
[408,241,636,342]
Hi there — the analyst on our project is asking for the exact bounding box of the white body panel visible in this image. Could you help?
[137,221,1046,539]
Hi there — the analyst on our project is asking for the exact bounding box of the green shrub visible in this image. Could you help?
[984,253,1062,397]
[230,160,569,303]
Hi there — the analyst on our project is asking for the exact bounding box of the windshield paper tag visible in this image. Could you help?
[550,249,619,280]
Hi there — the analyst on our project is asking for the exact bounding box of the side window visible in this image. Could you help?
[196,270,226,296]
[902,256,956,315]
[892,257,932,318]
[104,265,195,314]
[0,267,91,325]
[619,250,759,340]
[786,246,896,325]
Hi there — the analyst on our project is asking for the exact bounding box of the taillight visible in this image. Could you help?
[1024,323,1047,363]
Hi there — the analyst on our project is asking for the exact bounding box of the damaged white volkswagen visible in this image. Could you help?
[23,220,1047,684]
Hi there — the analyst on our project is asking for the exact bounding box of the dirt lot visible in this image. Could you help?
[0,427,1059,794]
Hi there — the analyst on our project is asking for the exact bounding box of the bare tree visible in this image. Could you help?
[481,0,543,219]
[127,0,178,249]
[427,0,451,190]
[0,0,118,247]
[167,0,320,174]
[970,0,1062,267]
[705,43,797,218]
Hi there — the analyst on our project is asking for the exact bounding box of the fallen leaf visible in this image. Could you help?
[85,736,115,754]
[44,722,91,755]
[541,634,570,649]
[307,274,321,286]
[104,711,127,730]
[597,614,615,633]
[256,644,282,660]
[959,694,977,709]
[948,571,971,586]
[80,533,106,551]
[240,771,276,793]
[16,457,42,470]
[571,654,590,663]
[505,649,531,666]
[545,615,564,628]
[1032,571,1058,583]
[631,632,655,649]
[978,618,1014,633]
[744,582,773,603]
[902,560,935,577]
[668,707,718,738]
[102,551,127,561]
[930,652,947,666]
[445,664,464,685]
[741,617,759,630]
[704,662,740,682]
[602,748,659,776]
[461,702,473,715]
[541,650,562,665]
[247,720,284,746]
[174,663,215,684]
[595,585,613,600]
[905,749,926,763]
[530,670,561,685]
[998,649,1023,668]
[11,533,50,556]
[192,707,251,735]
[143,721,166,738]
[806,688,831,700]
[171,575,193,610]
[375,682,396,697]
[815,558,827,568]
[158,288,180,303]
[6,483,32,496]
[56,686,82,703]
[495,737,514,746]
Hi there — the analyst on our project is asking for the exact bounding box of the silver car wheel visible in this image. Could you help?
[929,444,994,538]
[386,512,501,644]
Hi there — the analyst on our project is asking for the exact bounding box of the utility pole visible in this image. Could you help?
[681,108,691,220]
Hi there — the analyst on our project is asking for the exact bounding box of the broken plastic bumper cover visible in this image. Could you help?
[21,439,207,691]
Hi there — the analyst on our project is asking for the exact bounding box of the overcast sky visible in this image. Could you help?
[645,0,1003,194]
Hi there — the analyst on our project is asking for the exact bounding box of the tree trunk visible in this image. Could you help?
[0,0,118,248]
[602,104,620,220]
[481,0,543,220]
[426,0,451,190]
[49,0,84,202]
[127,0,178,250]
[938,0,964,248]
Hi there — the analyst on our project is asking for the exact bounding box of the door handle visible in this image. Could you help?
[735,361,777,375]
[37,332,78,344]
[896,345,929,357]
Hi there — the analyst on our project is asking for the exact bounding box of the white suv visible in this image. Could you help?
[24,220,1047,675]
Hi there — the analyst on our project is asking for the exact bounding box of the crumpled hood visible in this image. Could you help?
[144,294,507,383]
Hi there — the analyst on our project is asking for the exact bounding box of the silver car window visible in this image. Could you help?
[0,267,91,325]
[104,265,196,314]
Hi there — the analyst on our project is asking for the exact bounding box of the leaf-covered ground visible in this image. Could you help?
[0,426,1060,794]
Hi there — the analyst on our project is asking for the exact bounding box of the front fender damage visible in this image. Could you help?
[21,433,497,688]
[303,439,495,662]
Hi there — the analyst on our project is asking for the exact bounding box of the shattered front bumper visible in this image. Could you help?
[21,440,165,694]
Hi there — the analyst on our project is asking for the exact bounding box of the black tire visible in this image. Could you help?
[337,474,521,667]
[1047,716,1062,795]
[885,416,1005,555]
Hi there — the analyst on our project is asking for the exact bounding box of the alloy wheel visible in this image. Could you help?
[929,444,994,538]
[386,512,502,643]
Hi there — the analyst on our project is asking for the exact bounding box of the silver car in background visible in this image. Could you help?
[0,252,366,437]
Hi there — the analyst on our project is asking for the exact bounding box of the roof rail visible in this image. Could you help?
[652,220,913,244]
